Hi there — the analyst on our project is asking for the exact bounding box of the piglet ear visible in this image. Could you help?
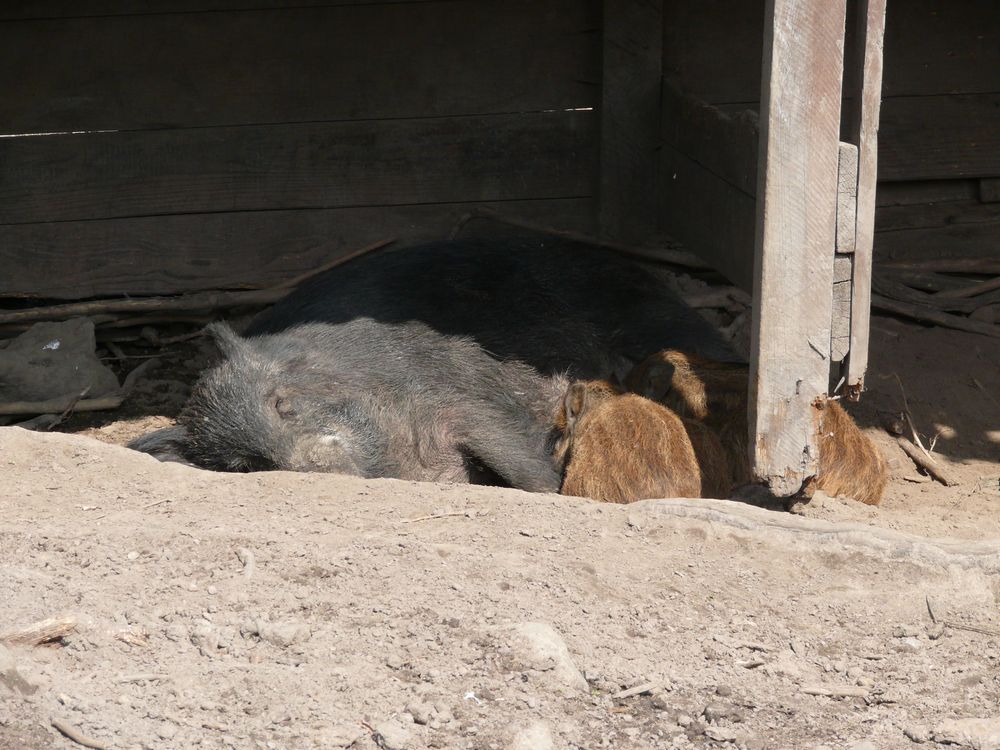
[563,382,589,427]
[205,322,247,360]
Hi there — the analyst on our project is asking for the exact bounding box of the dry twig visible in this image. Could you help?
[51,718,107,750]
[0,615,78,646]
[871,294,1000,338]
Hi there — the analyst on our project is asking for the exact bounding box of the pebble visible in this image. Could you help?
[703,702,735,723]
[251,619,312,647]
[506,622,587,692]
[685,720,707,738]
[508,721,554,750]
[126,551,139,561]
[374,720,412,750]
[715,685,733,697]
[207,585,218,595]
[157,723,178,740]
[406,701,434,725]
[932,718,1000,750]
[903,726,929,743]
[314,723,364,748]
[892,625,920,638]
[676,714,693,728]
[705,726,737,743]
[896,637,922,653]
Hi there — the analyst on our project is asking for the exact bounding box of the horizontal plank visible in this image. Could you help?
[875,218,1000,265]
[663,0,1000,103]
[0,111,596,224]
[0,0,598,132]
[0,199,594,298]
[0,1,452,20]
[876,197,1000,233]
[721,94,1000,182]
[661,83,759,197]
[877,94,1000,181]
[876,179,979,207]
[660,144,756,291]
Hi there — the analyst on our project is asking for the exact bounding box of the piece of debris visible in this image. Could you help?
[0,615,78,646]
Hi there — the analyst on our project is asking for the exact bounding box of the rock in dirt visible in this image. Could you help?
[932,718,1000,750]
[0,319,119,403]
[705,725,738,743]
[505,622,587,693]
[315,723,365,748]
[904,726,929,743]
[374,719,412,750]
[508,721,554,750]
[406,701,434,726]
[247,619,312,647]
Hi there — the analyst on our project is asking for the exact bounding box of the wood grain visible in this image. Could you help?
[0,199,594,299]
[659,144,756,291]
[598,0,662,244]
[749,0,848,496]
[0,111,596,224]
[0,0,598,132]
[844,0,887,390]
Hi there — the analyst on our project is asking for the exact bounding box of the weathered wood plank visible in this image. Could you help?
[836,143,859,253]
[844,0,888,390]
[663,0,1000,103]
[660,83,759,197]
[598,0,663,244]
[0,1,454,20]
[0,111,596,224]
[659,144,757,291]
[875,217,1000,265]
[979,178,1000,204]
[876,94,1000,181]
[876,198,1000,233]
[0,199,594,299]
[0,0,598,133]
[831,279,852,362]
[876,179,978,207]
[749,0,848,496]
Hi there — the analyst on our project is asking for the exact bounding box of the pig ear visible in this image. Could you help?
[204,322,246,359]
[563,382,589,428]
[641,361,676,402]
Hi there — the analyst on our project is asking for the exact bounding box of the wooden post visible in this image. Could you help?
[843,0,889,393]
[598,0,663,244]
[749,0,849,496]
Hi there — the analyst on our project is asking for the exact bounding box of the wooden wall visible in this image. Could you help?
[661,0,1000,280]
[0,0,600,298]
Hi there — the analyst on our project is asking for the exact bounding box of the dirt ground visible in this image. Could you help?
[1,313,998,750]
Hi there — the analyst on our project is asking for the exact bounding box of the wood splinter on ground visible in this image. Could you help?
[0,615,78,646]
[51,717,108,750]
[801,685,869,698]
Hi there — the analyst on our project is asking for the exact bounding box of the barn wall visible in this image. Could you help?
[662,0,1000,275]
[0,0,600,299]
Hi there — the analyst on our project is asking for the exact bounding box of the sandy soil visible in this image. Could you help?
[1,313,998,750]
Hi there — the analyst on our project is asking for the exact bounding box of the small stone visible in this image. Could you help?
[892,625,919,638]
[251,619,312,647]
[895,637,922,653]
[375,720,412,750]
[715,685,733,697]
[676,714,693,728]
[127,551,140,561]
[651,694,671,711]
[407,701,434,725]
[703,702,735,723]
[157,723,178,740]
[903,726,928,744]
[685,721,707,738]
[932,718,1000,750]
[508,721,554,750]
[315,723,364,748]
[207,585,218,595]
[506,622,587,693]
[705,726,737,743]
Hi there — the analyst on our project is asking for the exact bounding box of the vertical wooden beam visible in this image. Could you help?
[843,0,888,393]
[599,0,663,244]
[749,0,848,496]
